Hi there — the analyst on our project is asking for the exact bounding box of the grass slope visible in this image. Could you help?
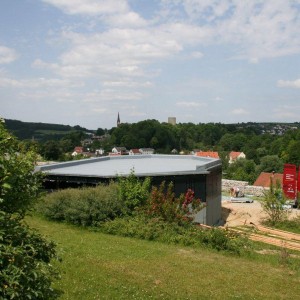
[26,215,300,300]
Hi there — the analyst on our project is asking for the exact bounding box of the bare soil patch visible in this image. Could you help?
[222,199,300,227]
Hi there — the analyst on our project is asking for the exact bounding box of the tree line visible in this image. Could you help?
[5,119,300,184]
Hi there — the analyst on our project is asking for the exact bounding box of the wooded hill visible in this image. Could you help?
[3,118,300,184]
[4,119,94,141]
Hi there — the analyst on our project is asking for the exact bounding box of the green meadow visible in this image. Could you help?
[26,215,300,300]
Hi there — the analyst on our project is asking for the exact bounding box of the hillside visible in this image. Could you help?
[4,119,94,141]
[26,215,300,299]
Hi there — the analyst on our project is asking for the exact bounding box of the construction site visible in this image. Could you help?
[221,163,300,252]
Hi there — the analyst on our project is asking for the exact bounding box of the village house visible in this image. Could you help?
[95,148,105,156]
[253,172,283,188]
[129,149,142,155]
[72,146,96,158]
[72,146,84,157]
[109,147,128,156]
[195,151,219,159]
[228,151,246,164]
[139,148,155,155]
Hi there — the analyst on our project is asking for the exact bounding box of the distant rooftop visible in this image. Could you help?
[195,151,220,159]
[253,172,283,188]
[35,154,221,178]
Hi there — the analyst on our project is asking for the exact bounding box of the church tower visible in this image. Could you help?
[117,112,121,127]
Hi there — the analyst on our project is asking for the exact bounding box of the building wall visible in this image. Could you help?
[43,170,222,226]
[205,167,222,226]
[150,174,206,201]
[150,170,222,226]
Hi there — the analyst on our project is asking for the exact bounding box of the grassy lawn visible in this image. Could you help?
[26,215,300,300]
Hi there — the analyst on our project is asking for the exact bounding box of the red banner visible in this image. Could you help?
[283,164,297,200]
[298,166,300,200]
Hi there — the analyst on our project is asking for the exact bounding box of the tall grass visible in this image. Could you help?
[268,215,300,234]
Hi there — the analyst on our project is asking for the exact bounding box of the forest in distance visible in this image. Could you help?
[4,118,300,184]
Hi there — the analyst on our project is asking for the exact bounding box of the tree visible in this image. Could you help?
[117,170,151,213]
[219,133,235,151]
[256,155,283,174]
[261,180,288,225]
[283,140,300,165]
[225,159,257,184]
[0,119,60,299]
[96,127,105,136]
[41,140,62,161]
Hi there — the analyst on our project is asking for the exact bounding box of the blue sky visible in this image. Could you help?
[1,0,300,129]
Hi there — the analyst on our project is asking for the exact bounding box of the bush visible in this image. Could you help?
[38,183,124,226]
[117,170,151,213]
[100,214,251,255]
[144,182,205,225]
[261,180,288,226]
[0,120,43,217]
[0,212,60,299]
[0,119,60,299]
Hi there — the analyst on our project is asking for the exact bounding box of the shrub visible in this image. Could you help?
[261,180,289,226]
[38,183,124,226]
[144,182,205,225]
[117,170,151,213]
[0,120,43,217]
[0,119,60,299]
[0,212,60,299]
[100,214,251,255]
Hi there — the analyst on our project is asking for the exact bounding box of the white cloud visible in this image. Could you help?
[190,51,203,59]
[277,79,300,89]
[91,108,108,113]
[18,90,76,103]
[32,59,58,71]
[103,80,153,88]
[42,0,129,16]
[176,101,206,108]
[83,89,143,102]
[0,76,83,89]
[0,46,18,64]
[39,28,184,80]
[40,1,300,85]
[181,0,233,21]
[160,22,213,46]
[272,105,299,119]
[231,108,249,115]
[105,12,148,28]
[214,96,223,102]
[128,109,147,117]
[217,1,300,61]
[161,0,300,62]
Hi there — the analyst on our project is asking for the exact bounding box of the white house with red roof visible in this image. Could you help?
[129,149,142,155]
[229,151,246,164]
[72,146,84,157]
[110,147,127,156]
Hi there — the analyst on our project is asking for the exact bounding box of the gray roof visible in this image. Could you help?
[35,154,221,178]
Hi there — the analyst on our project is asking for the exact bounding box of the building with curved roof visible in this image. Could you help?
[36,154,222,225]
